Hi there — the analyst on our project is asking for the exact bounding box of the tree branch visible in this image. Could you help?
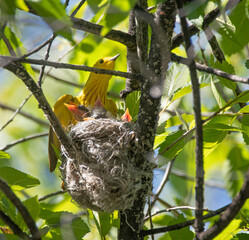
[171,0,241,50]
[141,204,229,237]
[199,168,249,239]
[171,53,249,84]
[0,178,41,239]
[0,55,136,80]
[0,210,30,240]
[38,190,65,202]
[175,0,204,236]
[71,17,136,48]
[2,62,76,161]
[0,132,48,151]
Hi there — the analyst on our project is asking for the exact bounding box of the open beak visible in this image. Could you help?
[64,102,89,121]
[109,54,120,62]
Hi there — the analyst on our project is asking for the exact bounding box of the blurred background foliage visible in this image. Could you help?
[1,0,249,239]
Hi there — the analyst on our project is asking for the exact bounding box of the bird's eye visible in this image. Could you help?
[99,59,104,64]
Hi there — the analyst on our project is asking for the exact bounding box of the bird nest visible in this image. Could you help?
[60,118,153,212]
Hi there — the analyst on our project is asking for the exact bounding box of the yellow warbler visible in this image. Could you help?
[48,54,119,172]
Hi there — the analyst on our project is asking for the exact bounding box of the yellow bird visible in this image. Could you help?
[48,54,120,172]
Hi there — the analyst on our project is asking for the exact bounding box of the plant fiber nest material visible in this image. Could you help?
[60,118,153,212]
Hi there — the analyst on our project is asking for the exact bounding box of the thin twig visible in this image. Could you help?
[144,206,214,221]
[171,53,249,84]
[199,167,249,239]
[0,102,49,126]
[0,93,32,132]
[140,204,229,237]
[38,190,66,202]
[0,55,136,80]
[149,158,176,212]
[21,35,56,59]
[0,178,41,239]
[0,210,30,240]
[37,34,56,87]
[170,169,225,189]
[71,0,86,17]
[147,199,155,240]
[0,132,48,151]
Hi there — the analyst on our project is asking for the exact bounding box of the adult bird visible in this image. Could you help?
[48,54,120,172]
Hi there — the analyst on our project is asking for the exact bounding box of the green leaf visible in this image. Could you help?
[225,146,249,198]
[165,113,195,128]
[231,233,249,240]
[219,1,249,56]
[211,60,236,90]
[234,90,249,103]
[241,115,249,145]
[50,231,63,240]
[87,0,107,13]
[245,59,249,69]
[98,212,112,237]
[203,115,234,156]
[28,0,74,42]
[157,129,194,161]
[152,214,175,226]
[40,209,90,239]
[0,167,40,190]
[170,83,209,103]
[204,123,242,132]
[213,219,242,240]
[239,105,249,113]
[0,0,16,21]
[125,91,140,122]
[0,151,11,159]
[211,78,226,107]
[16,196,40,230]
[168,214,194,240]
[186,0,207,20]
[101,0,136,35]
[0,26,34,74]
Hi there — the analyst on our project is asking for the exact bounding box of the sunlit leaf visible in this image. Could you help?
[98,212,112,237]
[101,0,136,35]
[157,129,194,161]
[203,115,234,156]
[0,151,11,159]
[213,219,242,240]
[28,0,74,42]
[165,113,195,128]
[0,167,40,190]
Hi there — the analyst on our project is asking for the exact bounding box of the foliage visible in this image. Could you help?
[0,0,249,239]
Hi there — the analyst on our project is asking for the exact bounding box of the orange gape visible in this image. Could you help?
[48,54,119,172]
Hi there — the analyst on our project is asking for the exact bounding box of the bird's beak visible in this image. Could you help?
[109,54,120,62]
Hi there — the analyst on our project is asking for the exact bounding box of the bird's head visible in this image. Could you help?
[93,54,120,71]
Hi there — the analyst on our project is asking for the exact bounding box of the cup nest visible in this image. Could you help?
[60,118,153,212]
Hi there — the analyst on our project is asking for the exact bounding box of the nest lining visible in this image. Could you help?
[60,118,153,212]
